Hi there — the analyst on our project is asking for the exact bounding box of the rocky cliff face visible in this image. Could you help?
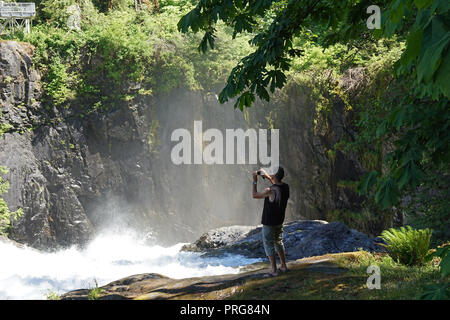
[1,41,94,248]
[0,40,262,249]
[0,40,366,250]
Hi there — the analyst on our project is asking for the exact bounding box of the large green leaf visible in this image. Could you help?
[431,0,450,13]
[417,16,450,84]
[388,105,410,130]
[391,0,406,23]
[435,246,450,278]
[375,178,399,209]
[420,283,450,299]
[434,47,450,97]
[376,120,387,138]
[397,160,424,189]
[402,29,423,66]
[440,255,450,278]
[357,171,378,195]
[414,0,434,9]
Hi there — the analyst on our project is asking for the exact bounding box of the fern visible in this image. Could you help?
[380,226,432,266]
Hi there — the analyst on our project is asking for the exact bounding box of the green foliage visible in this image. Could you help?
[34,0,98,26]
[38,0,76,26]
[420,244,450,299]
[379,0,450,98]
[87,287,104,300]
[87,279,104,300]
[354,0,450,210]
[380,226,432,266]
[0,167,23,237]
[18,23,87,106]
[12,2,252,111]
[433,246,450,278]
[179,0,449,215]
[44,55,77,105]
[420,282,450,299]
[45,290,62,300]
[326,207,392,237]
[178,0,384,109]
[403,172,450,247]
[0,119,23,236]
[356,92,449,210]
[0,123,13,136]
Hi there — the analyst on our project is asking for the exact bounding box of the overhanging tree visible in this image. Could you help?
[178,0,449,210]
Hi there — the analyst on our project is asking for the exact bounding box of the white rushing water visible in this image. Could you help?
[0,232,262,300]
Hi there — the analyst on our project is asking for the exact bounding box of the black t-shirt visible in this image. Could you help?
[261,183,290,226]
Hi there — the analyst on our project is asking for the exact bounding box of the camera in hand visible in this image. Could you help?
[257,170,266,179]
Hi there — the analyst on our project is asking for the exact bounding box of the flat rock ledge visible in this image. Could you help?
[181,220,384,260]
[61,254,349,300]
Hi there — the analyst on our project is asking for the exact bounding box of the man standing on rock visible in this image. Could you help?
[252,166,290,276]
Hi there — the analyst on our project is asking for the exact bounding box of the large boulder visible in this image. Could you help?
[182,220,384,260]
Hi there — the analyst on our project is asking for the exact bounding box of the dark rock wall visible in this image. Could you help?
[0,41,365,250]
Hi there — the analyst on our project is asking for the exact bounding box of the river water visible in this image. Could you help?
[0,232,262,299]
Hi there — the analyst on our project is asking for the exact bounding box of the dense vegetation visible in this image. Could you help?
[0,0,448,298]
[5,0,255,113]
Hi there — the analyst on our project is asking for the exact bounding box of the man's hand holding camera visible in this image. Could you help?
[253,169,274,184]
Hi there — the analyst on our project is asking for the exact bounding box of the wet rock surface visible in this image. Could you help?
[182,220,384,260]
[61,254,348,300]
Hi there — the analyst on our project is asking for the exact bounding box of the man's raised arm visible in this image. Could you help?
[252,171,272,199]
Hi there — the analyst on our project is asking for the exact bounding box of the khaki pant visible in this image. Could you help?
[262,224,285,256]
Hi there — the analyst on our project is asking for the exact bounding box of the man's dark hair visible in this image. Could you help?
[274,166,284,181]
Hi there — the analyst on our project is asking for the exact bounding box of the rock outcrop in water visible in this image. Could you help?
[182,220,384,260]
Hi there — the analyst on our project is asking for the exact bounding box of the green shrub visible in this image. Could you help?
[0,167,23,236]
[380,226,432,266]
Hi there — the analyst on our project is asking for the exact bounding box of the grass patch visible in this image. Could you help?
[45,290,61,300]
[227,252,442,300]
[87,279,104,300]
